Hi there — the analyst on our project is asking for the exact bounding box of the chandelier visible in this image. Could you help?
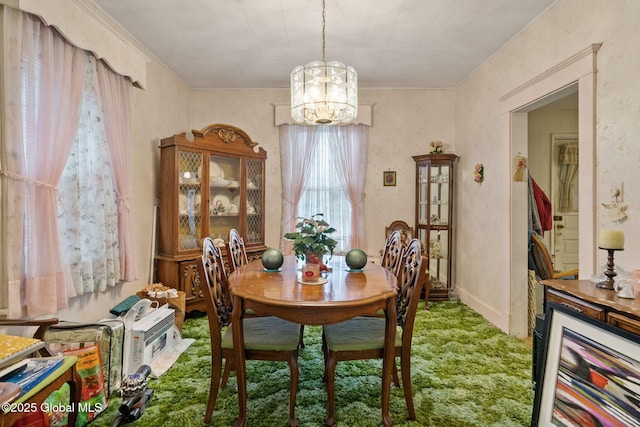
[290,0,357,125]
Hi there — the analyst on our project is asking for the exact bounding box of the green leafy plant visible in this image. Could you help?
[283,213,338,262]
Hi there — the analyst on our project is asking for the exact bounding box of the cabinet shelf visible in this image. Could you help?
[429,225,449,230]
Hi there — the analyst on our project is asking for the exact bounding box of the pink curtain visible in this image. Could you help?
[3,9,85,317]
[331,125,369,249]
[97,60,138,281]
[278,125,318,253]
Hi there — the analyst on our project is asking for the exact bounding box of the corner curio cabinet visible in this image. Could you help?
[156,124,267,312]
[413,153,458,301]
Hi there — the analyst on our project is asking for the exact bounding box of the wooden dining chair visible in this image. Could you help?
[528,230,578,280]
[227,228,249,274]
[322,238,427,425]
[197,237,302,426]
[384,220,414,247]
[380,230,405,279]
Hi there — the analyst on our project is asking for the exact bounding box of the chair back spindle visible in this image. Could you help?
[381,230,404,278]
[199,237,232,330]
[396,238,427,331]
[227,228,249,274]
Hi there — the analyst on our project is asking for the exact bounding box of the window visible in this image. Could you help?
[2,9,135,317]
[298,128,352,254]
[279,124,368,255]
[57,55,120,294]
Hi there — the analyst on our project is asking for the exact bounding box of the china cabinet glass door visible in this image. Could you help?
[209,155,241,244]
[429,163,450,290]
[245,159,264,244]
[177,150,202,251]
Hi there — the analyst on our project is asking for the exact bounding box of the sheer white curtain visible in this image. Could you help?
[57,55,119,295]
[97,59,137,281]
[279,125,318,253]
[558,142,579,212]
[332,125,368,249]
[2,8,85,316]
[279,124,368,254]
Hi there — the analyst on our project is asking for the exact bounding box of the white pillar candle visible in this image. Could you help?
[599,229,625,249]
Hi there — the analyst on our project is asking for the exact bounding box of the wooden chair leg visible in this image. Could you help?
[392,362,400,388]
[321,333,328,382]
[205,354,223,423]
[400,353,416,420]
[324,352,337,426]
[299,324,305,348]
[288,351,299,427]
[221,357,234,388]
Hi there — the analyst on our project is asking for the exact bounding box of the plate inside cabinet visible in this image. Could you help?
[210,161,224,180]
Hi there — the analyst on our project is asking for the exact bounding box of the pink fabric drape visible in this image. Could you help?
[6,10,85,317]
[2,7,27,317]
[279,125,319,254]
[331,125,368,249]
[97,60,138,281]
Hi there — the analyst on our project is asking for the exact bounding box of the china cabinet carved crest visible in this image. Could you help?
[413,153,458,301]
[156,124,267,312]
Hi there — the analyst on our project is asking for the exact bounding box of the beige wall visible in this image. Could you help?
[189,89,455,257]
[455,0,640,334]
[528,107,579,195]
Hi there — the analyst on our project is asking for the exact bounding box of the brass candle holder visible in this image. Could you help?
[596,247,622,290]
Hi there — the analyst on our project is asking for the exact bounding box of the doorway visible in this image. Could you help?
[527,92,579,316]
[528,96,580,262]
[502,44,599,337]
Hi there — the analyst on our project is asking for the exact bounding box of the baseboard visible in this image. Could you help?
[457,288,509,334]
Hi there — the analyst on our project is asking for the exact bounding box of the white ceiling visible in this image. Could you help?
[93,0,558,89]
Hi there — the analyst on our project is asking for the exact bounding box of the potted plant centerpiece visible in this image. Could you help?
[284,214,338,271]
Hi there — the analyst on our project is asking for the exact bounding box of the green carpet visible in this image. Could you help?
[91,302,534,426]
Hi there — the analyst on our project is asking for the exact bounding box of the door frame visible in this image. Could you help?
[500,44,600,337]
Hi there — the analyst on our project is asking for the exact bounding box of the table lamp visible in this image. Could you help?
[597,229,624,290]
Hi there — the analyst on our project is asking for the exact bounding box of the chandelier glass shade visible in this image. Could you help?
[290,61,357,125]
[290,0,358,125]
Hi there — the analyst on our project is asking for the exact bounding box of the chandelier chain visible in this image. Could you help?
[290,0,357,125]
[322,0,326,63]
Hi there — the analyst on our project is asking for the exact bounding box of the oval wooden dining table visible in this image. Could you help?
[228,255,399,427]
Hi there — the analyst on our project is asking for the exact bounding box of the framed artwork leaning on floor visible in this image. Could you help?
[532,302,640,426]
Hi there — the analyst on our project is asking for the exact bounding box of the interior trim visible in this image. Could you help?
[273,104,373,126]
[3,0,150,88]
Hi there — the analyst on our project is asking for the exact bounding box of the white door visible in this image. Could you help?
[550,134,579,272]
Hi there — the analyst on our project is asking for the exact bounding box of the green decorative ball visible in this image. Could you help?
[262,248,284,270]
[345,249,367,270]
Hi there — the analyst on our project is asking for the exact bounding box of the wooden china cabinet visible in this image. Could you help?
[155,124,267,312]
[413,153,458,301]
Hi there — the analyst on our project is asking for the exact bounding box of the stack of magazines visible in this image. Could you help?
[0,357,64,397]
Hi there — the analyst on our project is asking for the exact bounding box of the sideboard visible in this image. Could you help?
[533,279,640,389]
[540,279,640,334]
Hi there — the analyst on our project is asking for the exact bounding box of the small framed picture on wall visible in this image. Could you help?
[383,171,396,186]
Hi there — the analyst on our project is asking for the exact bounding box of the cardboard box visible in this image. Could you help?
[136,291,185,330]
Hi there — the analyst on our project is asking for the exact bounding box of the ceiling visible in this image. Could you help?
[93,0,558,90]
